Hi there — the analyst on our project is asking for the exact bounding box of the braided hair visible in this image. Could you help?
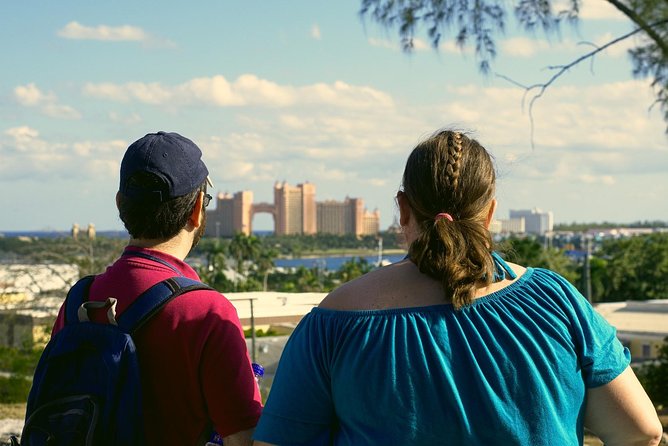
[401,130,496,308]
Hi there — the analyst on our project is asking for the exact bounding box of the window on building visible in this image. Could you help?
[642,343,651,359]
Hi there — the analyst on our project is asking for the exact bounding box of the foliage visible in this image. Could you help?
[268,265,333,293]
[597,233,668,301]
[0,375,32,404]
[0,346,42,404]
[0,346,42,376]
[637,337,668,407]
[587,256,609,303]
[359,0,668,131]
[258,233,386,257]
[2,231,667,301]
[553,220,668,232]
[243,327,279,338]
[499,236,579,284]
[194,233,389,293]
[626,0,668,128]
[336,257,375,284]
[195,241,235,292]
[228,233,262,291]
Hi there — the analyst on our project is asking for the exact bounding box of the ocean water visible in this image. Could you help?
[274,254,405,270]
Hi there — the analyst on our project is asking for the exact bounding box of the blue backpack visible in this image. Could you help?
[14,274,212,446]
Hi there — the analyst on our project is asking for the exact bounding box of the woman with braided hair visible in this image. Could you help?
[253,130,662,446]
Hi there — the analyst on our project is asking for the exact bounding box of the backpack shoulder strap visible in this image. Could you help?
[117,276,214,335]
[64,275,95,325]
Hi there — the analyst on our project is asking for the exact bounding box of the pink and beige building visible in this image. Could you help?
[206,181,379,237]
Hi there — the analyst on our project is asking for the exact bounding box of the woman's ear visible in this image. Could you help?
[485,199,498,229]
[397,191,411,227]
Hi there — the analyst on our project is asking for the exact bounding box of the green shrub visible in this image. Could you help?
[244,327,279,338]
[0,346,43,376]
[0,375,32,404]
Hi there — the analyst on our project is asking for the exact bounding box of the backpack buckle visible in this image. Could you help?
[78,297,118,325]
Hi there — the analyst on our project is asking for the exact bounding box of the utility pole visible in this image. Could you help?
[583,235,592,303]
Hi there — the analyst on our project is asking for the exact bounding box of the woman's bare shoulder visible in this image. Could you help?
[508,261,527,278]
[319,260,443,311]
[319,260,413,311]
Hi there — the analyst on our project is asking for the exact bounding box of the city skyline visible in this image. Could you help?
[1,1,666,232]
[206,181,380,237]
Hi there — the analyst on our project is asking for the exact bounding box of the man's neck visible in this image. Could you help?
[128,233,192,261]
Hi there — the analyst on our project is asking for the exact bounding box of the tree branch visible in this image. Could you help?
[496,19,668,149]
[606,0,668,57]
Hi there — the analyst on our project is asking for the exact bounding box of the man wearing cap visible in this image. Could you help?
[51,131,262,445]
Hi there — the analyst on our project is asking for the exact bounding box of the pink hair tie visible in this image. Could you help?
[435,213,454,222]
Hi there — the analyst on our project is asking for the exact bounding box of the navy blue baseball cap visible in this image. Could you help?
[119,131,212,201]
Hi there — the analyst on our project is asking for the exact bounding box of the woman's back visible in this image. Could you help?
[253,130,661,445]
[254,262,629,445]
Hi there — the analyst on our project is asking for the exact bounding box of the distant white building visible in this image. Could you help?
[509,208,554,235]
[490,218,524,235]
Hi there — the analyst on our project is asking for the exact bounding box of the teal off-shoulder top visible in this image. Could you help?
[254,265,630,446]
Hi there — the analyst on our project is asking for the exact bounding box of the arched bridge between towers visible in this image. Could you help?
[251,202,277,232]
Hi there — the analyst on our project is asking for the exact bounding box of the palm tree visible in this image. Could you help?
[228,233,262,291]
[255,247,277,292]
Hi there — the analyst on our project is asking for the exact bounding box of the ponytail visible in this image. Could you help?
[402,130,496,309]
[409,217,494,308]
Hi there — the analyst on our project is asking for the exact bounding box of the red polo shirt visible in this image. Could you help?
[52,246,262,445]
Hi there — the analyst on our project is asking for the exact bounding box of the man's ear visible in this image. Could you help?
[485,198,497,229]
[189,191,204,229]
[397,191,411,227]
[116,192,122,211]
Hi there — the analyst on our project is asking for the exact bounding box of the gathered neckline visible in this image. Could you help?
[313,267,536,316]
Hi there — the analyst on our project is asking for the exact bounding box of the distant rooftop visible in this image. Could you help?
[228,291,326,327]
[595,300,668,338]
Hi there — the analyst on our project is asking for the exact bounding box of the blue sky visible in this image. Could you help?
[1,0,666,232]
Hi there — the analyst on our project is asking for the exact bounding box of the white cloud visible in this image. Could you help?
[108,111,142,125]
[551,0,626,21]
[411,38,429,51]
[368,178,387,187]
[311,24,321,40]
[0,128,125,181]
[442,39,480,55]
[501,37,550,57]
[4,73,666,230]
[579,174,616,185]
[42,104,82,120]
[438,79,668,190]
[280,114,309,129]
[301,81,393,108]
[5,126,40,150]
[84,75,394,110]
[57,21,147,41]
[234,75,296,106]
[13,83,82,120]
[578,1,627,21]
[368,38,398,50]
[14,83,53,106]
[83,81,172,104]
[368,36,430,52]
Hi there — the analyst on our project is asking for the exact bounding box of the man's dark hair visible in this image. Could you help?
[118,172,206,240]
